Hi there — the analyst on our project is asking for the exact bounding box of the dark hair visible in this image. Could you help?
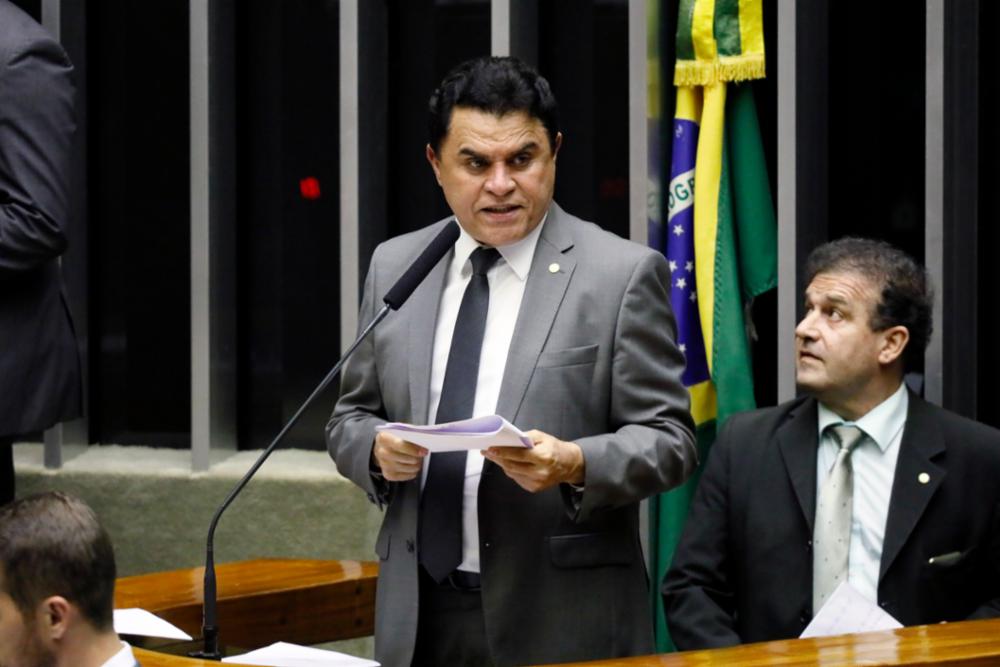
[804,237,933,369]
[0,492,116,632]
[428,56,559,154]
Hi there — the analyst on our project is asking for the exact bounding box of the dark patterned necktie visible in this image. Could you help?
[418,246,501,583]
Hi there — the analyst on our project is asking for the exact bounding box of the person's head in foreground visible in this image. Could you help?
[0,491,125,667]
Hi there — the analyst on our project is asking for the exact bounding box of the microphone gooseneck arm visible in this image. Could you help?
[191,304,390,659]
[190,220,459,659]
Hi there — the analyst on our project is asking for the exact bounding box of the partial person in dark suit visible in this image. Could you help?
[0,491,139,667]
[328,57,696,666]
[663,237,1000,649]
[0,0,81,505]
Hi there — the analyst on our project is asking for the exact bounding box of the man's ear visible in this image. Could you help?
[37,595,72,641]
[426,144,443,185]
[878,325,910,366]
[552,132,563,160]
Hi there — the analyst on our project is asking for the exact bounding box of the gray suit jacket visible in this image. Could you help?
[328,203,695,667]
[0,0,80,436]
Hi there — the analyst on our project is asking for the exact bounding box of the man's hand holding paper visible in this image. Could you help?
[484,429,585,493]
[372,431,427,482]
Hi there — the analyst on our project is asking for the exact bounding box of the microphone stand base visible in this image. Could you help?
[188,649,223,660]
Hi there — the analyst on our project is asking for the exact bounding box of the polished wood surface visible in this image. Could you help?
[119,559,1000,666]
[545,618,1000,666]
[132,646,256,667]
[116,558,377,664]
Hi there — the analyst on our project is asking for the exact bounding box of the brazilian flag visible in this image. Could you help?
[648,0,776,652]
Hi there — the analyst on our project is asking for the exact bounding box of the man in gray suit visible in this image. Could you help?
[328,56,695,667]
[0,492,139,667]
[0,0,81,505]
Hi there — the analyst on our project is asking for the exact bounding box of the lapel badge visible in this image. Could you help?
[548,262,560,274]
[918,472,930,484]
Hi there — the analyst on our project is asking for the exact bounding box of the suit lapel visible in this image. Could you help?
[776,398,820,533]
[406,225,452,424]
[879,394,946,581]
[495,203,576,423]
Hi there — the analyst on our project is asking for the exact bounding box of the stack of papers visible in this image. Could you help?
[223,642,379,666]
[113,608,192,640]
[800,582,903,638]
[376,415,531,452]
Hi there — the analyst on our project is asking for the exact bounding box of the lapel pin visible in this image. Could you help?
[918,472,930,484]
[548,263,560,274]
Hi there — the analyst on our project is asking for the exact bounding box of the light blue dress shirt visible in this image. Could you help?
[816,382,908,603]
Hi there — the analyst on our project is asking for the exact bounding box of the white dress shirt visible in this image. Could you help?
[102,641,138,667]
[816,382,908,603]
[421,216,544,574]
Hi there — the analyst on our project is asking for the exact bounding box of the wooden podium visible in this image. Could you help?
[117,559,1000,666]
[115,558,377,666]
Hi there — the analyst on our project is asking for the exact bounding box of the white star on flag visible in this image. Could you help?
[689,291,697,302]
[668,260,677,273]
[685,261,694,272]
[679,343,687,353]
[676,277,687,289]
[673,224,684,236]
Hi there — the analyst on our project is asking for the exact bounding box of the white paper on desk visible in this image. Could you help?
[376,414,532,452]
[800,581,902,638]
[222,641,380,667]
[113,608,193,640]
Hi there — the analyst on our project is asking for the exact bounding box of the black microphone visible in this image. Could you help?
[383,221,460,309]
[191,220,458,659]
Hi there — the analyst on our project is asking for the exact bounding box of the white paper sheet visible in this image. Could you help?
[376,414,532,452]
[113,608,193,640]
[800,581,903,638]
[222,641,379,666]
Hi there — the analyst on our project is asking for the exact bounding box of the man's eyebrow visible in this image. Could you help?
[458,147,486,159]
[804,291,850,306]
[456,142,540,159]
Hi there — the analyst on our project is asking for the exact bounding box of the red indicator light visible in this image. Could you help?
[300,177,321,200]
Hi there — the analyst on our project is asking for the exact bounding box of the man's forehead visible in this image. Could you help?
[444,108,546,146]
[805,270,879,303]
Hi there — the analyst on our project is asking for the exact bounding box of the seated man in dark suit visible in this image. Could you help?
[0,492,137,667]
[663,237,1000,649]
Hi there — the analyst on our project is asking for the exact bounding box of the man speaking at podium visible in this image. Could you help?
[328,57,695,666]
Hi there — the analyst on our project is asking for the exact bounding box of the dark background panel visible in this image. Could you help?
[977,2,996,427]
[236,0,340,451]
[538,0,629,239]
[385,0,492,241]
[826,0,925,264]
[87,0,191,446]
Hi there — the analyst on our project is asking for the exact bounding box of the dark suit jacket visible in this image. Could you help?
[0,0,81,436]
[328,204,696,667]
[663,393,1000,650]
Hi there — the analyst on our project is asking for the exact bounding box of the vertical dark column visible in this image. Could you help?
[793,1,829,288]
[977,2,1000,427]
[88,0,191,447]
[357,1,389,293]
[236,1,341,451]
[940,1,978,417]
